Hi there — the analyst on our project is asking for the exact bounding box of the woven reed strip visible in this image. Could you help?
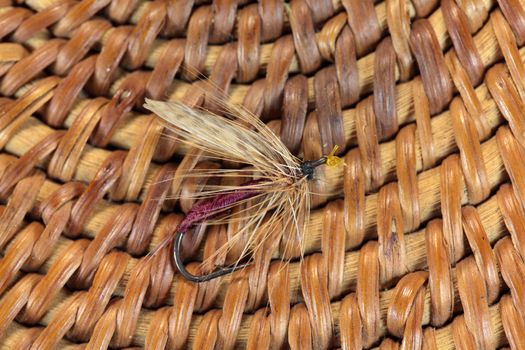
[5,0,470,138]
[0,0,520,348]
[0,134,511,345]
[0,50,513,256]
[0,135,505,307]
[18,0,400,74]
[2,231,519,348]
[2,0,496,163]
[1,322,80,349]
[25,0,337,33]
[0,0,504,254]
[0,40,520,312]
[0,146,510,346]
[0,0,505,202]
[0,308,503,349]
[0,43,512,350]
[0,120,520,348]
[0,0,512,262]
[0,99,499,280]
[0,0,517,216]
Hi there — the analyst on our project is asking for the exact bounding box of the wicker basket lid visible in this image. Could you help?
[0,0,524,348]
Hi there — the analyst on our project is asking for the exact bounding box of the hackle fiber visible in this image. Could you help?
[1,0,525,348]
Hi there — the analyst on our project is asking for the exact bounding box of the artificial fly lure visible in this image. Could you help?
[144,98,343,283]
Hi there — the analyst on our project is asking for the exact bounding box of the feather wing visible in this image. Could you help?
[144,99,300,179]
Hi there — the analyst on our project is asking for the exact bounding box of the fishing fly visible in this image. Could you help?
[144,98,343,283]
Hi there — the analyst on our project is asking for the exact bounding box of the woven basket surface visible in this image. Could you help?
[2,0,525,348]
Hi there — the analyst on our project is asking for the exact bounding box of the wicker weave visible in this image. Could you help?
[0,0,525,348]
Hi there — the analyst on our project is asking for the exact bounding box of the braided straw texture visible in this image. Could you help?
[2,0,525,348]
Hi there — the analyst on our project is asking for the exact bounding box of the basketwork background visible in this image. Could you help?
[0,0,524,348]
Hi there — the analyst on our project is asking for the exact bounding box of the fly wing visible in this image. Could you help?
[144,99,299,179]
